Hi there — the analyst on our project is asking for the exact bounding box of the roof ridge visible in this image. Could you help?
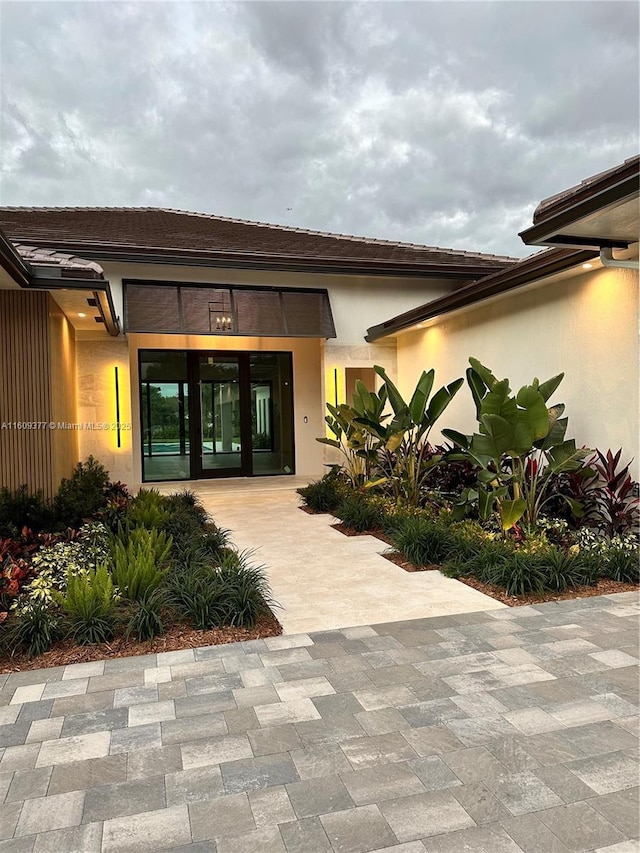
[0,205,518,262]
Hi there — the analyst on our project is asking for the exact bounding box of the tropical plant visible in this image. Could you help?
[126,589,166,641]
[55,564,116,645]
[110,528,171,603]
[355,366,463,505]
[126,488,170,529]
[317,380,389,487]
[444,358,592,532]
[216,551,277,628]
[297,470,346,513]
[167,567,227,630]
[54,456,110,528]
[0,485,54,535]
[583,449,639,537]
[480,551,547,596]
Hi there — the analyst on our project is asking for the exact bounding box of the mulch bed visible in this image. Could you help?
[0,612,282,674]
[458,576,639,607]
[382,551,440,573]
[299,505,322,515]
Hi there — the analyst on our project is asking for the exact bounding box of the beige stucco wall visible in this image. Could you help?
[396,263,640,478]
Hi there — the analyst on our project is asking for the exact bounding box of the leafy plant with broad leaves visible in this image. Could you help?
[317,380,389,487]
[583,449,639,537]
[443,358,592,532]
[352,366,463,506]
[55,564,116,645]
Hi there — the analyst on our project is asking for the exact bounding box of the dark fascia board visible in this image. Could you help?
[365,248,598,343]
[28,274,121,337]
[519,170,640,248]
[0,230,32,287]
[3,239,512,280]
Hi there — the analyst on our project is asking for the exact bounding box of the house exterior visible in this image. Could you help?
[367,156,640,477]
[0,209,513,494]
[0,156,637,496]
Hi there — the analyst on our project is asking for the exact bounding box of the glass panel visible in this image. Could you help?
[141,381,190,481]
[199,356,242,471]
[250,353,294,475]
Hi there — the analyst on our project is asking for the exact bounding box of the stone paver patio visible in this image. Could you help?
[0,592,638,852]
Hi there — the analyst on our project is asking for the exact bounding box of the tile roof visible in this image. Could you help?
[533,155,640,224]
[14,244,104,277]
[0,207,517,272]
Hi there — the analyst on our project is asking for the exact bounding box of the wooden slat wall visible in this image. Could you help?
[48,299,78,488]
[0,291,54,497]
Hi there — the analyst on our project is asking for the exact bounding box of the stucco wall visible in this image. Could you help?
[396,264,639,477]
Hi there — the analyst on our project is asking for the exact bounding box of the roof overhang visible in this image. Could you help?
[365,248,598,342]
[519,157,640,249]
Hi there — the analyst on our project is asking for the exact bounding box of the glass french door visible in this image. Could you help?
[140,349,294,481]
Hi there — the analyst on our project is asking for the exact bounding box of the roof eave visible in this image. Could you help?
[0,230,32,287]
[519,172,640,249]
[365,249,598,343]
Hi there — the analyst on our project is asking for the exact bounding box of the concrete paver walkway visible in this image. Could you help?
[160,478,506,634]
[0,593,637,852]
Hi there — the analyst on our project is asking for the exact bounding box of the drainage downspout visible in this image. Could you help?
[599,247,640,270]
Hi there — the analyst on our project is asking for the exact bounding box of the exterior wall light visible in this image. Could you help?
[114,366,121,448]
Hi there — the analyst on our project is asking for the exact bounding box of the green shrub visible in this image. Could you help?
[165,490,209,526]
[602,548,639,584]
[481,551,546,596]
[127,489,170,529]
[54,457,110,528]
[390,516,455,566]
[167,567,227,630]
[334,496,381,532]
[0,485,54,535]
[538,548,590,592]
[297,474,345,513]
[126,590,166,641]
[110,529,170,603]
[216,551,276,628]
[201,524,231,561]
[56,564,116,645]
[3,603,58,658]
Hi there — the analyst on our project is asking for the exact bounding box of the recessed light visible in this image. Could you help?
[77,312,86,318]
[582,262,593,270]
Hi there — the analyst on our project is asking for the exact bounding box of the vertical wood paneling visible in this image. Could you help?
[0,291,78,499]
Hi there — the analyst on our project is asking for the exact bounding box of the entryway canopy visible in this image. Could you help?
[124,281,336,338]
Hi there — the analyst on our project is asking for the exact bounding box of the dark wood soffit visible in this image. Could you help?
[365,248,598,343]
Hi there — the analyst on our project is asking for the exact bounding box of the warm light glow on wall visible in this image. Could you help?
[104,362,130,452]
[324,366,345,436]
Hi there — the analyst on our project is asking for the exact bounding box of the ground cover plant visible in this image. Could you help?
[300,358,639,603]
[0,463,280,665]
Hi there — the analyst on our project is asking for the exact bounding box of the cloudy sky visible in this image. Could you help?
[1,1,638,257]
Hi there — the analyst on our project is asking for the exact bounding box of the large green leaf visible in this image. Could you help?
[374,365,407,415]
[474,414,515,459]
[468,358,500,389]
[477,486,494,520]
[354,379,372,413]
[466,366,487,419]
[538,372,564,402]
[498,499,527,530]
[441,428,470,449]
[426,378,464,424]
[515,385,549,441]
[409,370,435,425]
[535,406,567,450]
[316,437,341,448]
[386,432,404,453]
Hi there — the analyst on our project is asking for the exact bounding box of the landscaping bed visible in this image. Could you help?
[0,458,280,668]
[298,358,639,605]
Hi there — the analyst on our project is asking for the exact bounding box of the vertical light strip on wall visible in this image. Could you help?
[334,368,338,407]
[114,366,121,448]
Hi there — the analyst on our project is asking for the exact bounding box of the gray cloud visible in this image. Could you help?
[1,1,637,257]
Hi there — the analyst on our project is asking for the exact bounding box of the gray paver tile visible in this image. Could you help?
[537,801,625,851]
[224,706,259,735]
[565,750,640,794]
[320,804,397,853]
[175,691,236,716]
[441,745,509,784]
[126,744,183,779]
[51,690,114,718]
[48,753,128,794]
[161,712,227,744]
[354,708,411,736]
[36,730,110,767]
[83,776,166,822]
[534,763,598,802]
[0,743,40,772]
[248,784,296,827]
[232,685,279,708]
[164,764,224,805]
[109,722,162,754]
[444,714,521,746]
[287,773,354,817]
[25,718,63,744]
[341,762,425,805]
[15,790,85,836]
[189,791,255,841]
[420,824,524,853]
[221,752,299,793]
[450,781,512,824]
[379,790,475,842]
[590,788,640,838]
[248,723,303,756]
[60,707,128,737]
[484,770,564,815]
[312,692,365,718]
[401,724,465,756]
[279,816,332,853]
[504,707,566,735]
[486,737,540,773]
[408,754,462,792]
[561,720,638,756]
[501,813,571,853]
[32,822,102,853]
[5,766,52,802]
[289,742,354,779]
[273,676,335,702]
[215,825,286,853]
[254,698,321,727]
[341,732,417,769]
[0,802,22,841]
[0,837,35,852]
[181,733,253,770]
[102,804,191,852]
[294,714,366,746]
